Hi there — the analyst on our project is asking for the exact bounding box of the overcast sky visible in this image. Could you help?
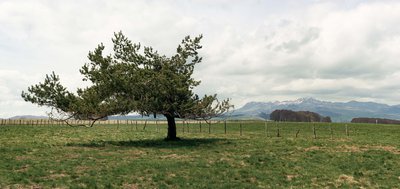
[1,0,400,118]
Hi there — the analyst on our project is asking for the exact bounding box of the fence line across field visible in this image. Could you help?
[0,119,263,126]
[0,118,359,139]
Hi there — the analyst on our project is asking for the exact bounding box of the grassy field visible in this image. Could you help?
[1,121,400,188]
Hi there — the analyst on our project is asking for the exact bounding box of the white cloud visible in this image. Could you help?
[1,0,400,117]
[0,70,49,117]
[195,0,400,107]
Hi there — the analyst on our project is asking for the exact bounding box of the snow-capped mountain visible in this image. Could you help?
[231,97,400,122]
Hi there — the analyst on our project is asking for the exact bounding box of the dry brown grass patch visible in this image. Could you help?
[15,155,30,161]
[126,150,146,156]
[159,153,190,160]
[303,144,400,154]
[372,145,400,154]
[334,145,400,154]
[47,173,68,179]
[286,174,298,181]
[123,183,139,189]
[5,184,43,189]
[336,174,359,186]
[63,153,80,159]
[74,165,90,173]
[337,145,363,153]
[15,165,29,172]
[304,146,322,152]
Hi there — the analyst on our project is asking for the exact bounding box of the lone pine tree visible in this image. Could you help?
[22,32,232,140]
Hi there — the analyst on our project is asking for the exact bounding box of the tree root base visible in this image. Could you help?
[164,137,181,141]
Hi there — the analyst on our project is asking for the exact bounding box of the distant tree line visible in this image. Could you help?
[351,117,400,124]
[270,109,331,122]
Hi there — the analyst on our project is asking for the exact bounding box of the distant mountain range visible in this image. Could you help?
[230,97,400,122]
[6,97,400,122]
[5,114,163,120]
[7,115,48,120]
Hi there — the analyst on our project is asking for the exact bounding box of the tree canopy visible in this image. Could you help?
[22,32,232,140]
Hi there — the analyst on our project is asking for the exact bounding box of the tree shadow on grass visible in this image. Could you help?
[65,138,232,149]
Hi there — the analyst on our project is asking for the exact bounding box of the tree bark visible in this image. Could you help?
[165,114,179,141]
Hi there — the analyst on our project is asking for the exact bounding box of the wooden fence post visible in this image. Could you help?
[313,123,317,139]
[276,122,280,137]
[224,120,227,134]
[143,120,147,130]
[345,124,349,137]
[265,121,268,137]
[199,121,202,133]
[208,122,211,134]
[135,120,138,131]
[240,122,242,136]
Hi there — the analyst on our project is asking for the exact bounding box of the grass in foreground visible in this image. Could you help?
[0,122,400,188]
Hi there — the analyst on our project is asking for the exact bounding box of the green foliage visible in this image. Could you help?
[21,72,76,113]
[22,32,232,123]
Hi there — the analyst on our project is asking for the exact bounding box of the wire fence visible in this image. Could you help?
[0,119,362,139]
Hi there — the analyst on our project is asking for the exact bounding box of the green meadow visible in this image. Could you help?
[1,121,400,188]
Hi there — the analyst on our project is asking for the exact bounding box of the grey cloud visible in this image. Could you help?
[275,27,320,53]
[2,0,400,117]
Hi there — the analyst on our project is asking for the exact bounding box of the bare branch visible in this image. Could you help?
[47,107,105,128]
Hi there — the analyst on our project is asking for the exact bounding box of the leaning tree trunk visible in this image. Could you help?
[165,114,179,140]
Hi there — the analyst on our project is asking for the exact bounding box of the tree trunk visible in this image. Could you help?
[165,114,179,141]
